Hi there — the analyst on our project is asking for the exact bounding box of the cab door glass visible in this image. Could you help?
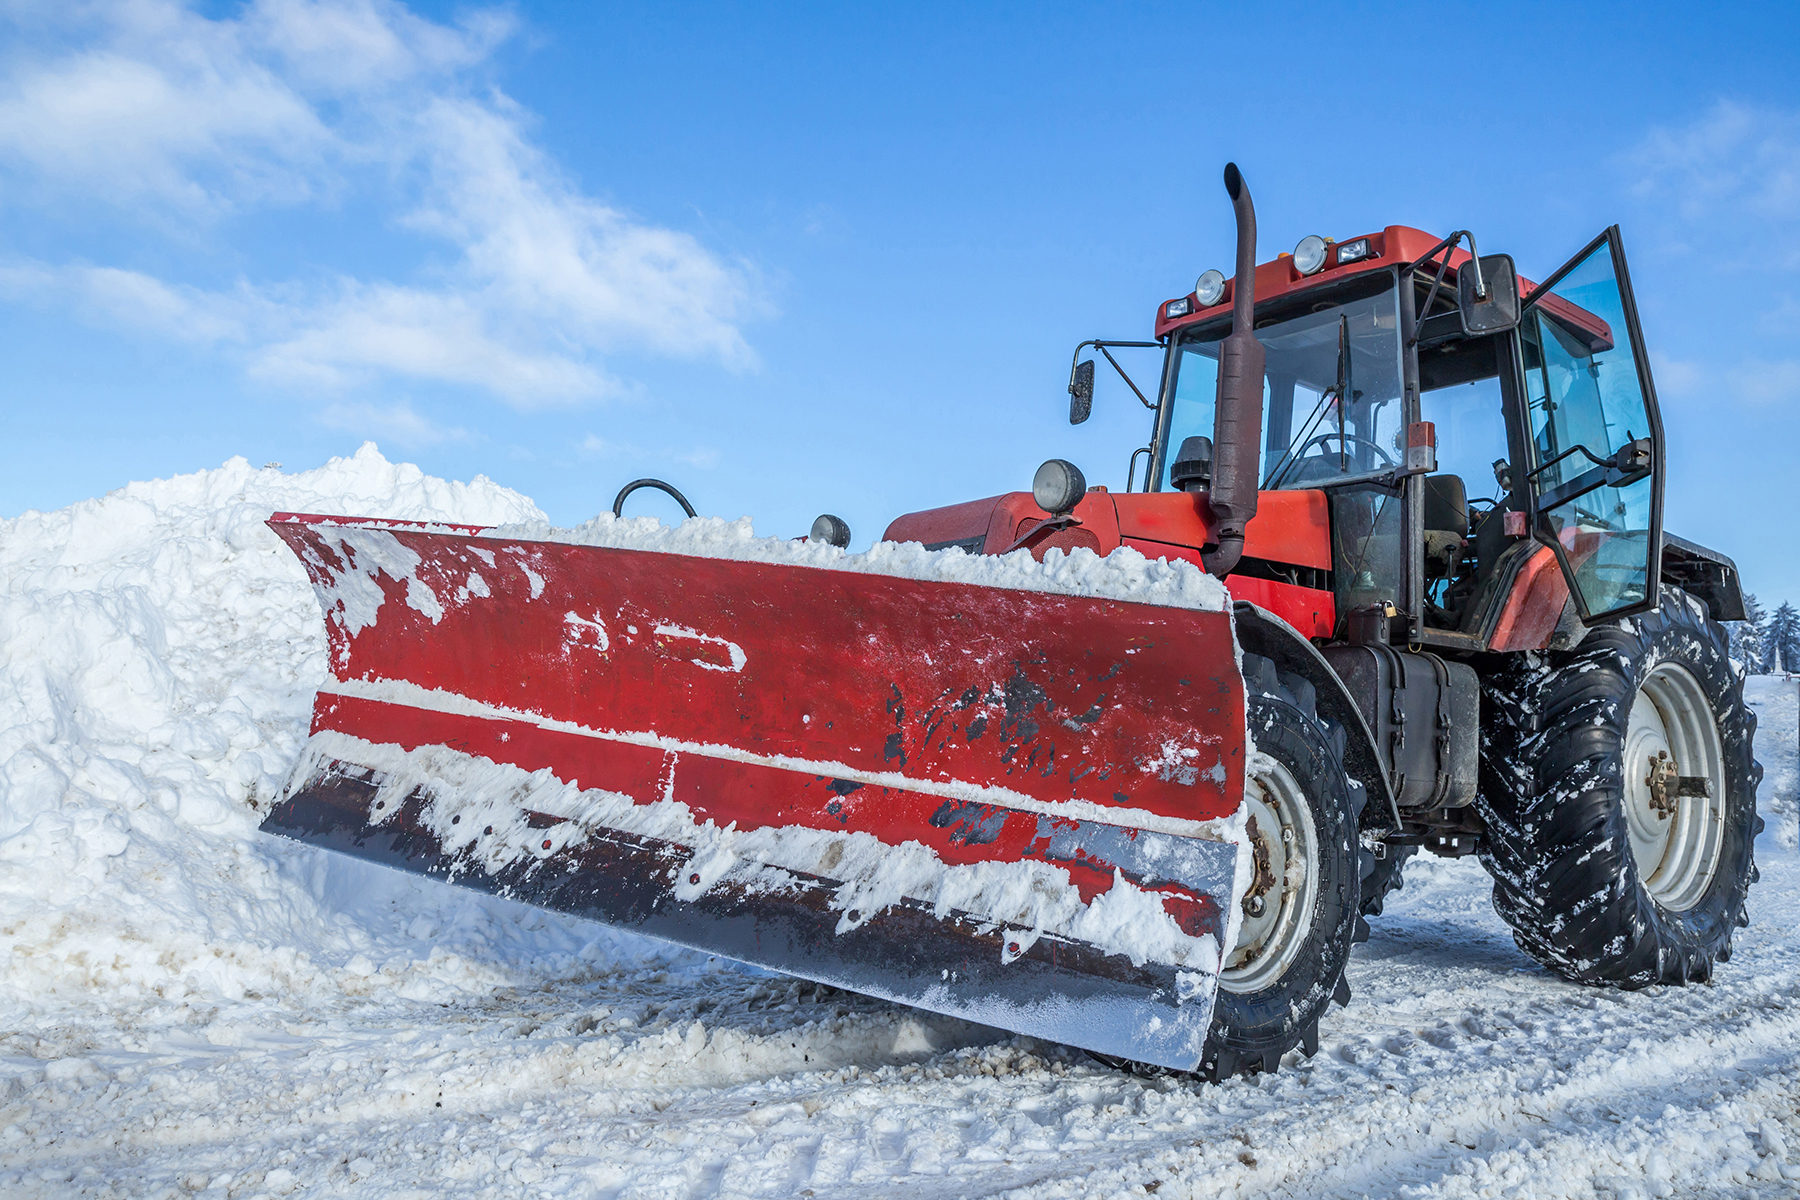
[1159,340,1224,489]
[1521,229,1662,620]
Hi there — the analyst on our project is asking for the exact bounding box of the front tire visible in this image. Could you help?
[1477,589,1761,985]
[1199,654,1361,1080]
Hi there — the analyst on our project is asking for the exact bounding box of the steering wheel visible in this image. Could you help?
[1291,431,1396,469]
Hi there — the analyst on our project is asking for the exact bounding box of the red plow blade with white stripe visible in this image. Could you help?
[260,513,1249,1070]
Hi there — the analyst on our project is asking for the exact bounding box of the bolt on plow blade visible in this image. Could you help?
[261,514,1248,1071]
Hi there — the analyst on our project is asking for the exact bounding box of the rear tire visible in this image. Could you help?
[1197,654,1361,1081]
[1476,589,1761,985]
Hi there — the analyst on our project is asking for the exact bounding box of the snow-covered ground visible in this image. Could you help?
[3,450,1798,1199]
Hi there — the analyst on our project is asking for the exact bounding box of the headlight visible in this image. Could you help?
[1335,237,1372,266]
[1165,297,1192,318]
[1195,269,1226,307]
[1293,235,1328,275]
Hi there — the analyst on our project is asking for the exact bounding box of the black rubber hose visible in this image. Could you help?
[612,478,697,519]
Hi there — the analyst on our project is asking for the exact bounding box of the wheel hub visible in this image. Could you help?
[1221,757,1318,994]
[1621,662,1727,911]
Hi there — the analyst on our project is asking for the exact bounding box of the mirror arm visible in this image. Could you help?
[1098,344,1156,409]
[1066,339,1159,420]
[1408,231,1465,348]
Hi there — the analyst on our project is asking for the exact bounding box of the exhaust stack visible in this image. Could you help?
[1204,163,1265,578]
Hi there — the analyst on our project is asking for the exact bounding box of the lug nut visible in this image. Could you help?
[1243,894,1266,918]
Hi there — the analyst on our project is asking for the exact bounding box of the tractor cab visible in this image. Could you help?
[884,190,1737,657]
[1137,222,1671,651]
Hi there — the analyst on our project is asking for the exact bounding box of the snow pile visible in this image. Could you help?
[491,510,1233,612]
[1747,675,1799,848]
[0,445,646,1014]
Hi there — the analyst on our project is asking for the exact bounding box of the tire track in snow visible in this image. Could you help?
[988,850,1800,1200]
[7,854,1799,1199]
[1125,976,1800,1199]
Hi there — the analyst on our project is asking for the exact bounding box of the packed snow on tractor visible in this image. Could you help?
[261,165,1760,1081]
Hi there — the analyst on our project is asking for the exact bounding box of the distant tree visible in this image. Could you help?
[1730,593,1768,671]
[1766,602,1800,673]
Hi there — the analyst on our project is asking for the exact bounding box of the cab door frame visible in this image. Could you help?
[1517,225,1666,625]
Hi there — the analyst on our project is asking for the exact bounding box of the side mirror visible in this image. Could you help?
[1068,360,1095,424]
[1457,254,1520,336]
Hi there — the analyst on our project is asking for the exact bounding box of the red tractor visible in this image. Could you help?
[883,163,1759,1071]
[262,165,1759,1081]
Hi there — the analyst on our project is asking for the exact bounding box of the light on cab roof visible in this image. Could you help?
[1293,235,1329,275]
[1195,269,1226,307]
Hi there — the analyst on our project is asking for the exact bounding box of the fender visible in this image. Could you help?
[1233,601,1401,835]
[1662,533,1746,623]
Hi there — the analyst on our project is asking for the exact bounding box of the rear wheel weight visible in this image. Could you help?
[1476,589,1760,986]
[1197,655,1360,1083]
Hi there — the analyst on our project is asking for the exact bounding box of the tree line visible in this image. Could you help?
[1728,594,1800,674]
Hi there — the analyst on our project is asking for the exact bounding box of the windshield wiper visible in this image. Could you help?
[1335,314,1352,472]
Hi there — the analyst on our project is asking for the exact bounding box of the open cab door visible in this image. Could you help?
[1520,227,1665,622]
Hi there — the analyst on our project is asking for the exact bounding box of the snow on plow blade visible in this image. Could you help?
[261,514,1248,1070]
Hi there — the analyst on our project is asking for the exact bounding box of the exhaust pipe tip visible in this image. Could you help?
[1223,161,1243,202]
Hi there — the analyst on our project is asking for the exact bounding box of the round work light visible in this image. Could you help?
[1293,235,1329,275]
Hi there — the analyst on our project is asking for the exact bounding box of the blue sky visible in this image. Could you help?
[4,0,1799,600]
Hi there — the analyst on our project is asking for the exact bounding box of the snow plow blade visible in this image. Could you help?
[261,514,1248,1071]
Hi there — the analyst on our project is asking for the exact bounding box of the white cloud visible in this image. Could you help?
[1624,101,1800,265]
[1726,360,1800,406]
[0,0,759,406]
[1650,351,1800,407]
[579,434,629,456]
[249,280,613,401]
[672,446,720,469]
[0,261,249,341]
[577,432,719,471]
[320,399,471,447]
[1649,352,1703,399]
[1620,103,1800,418]
[1759,295,1800,337]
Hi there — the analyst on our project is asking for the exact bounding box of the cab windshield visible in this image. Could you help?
[1159,276,1405,491]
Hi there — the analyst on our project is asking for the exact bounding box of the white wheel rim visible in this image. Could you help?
[1220,757,1319,994]
[1621,661,1726,912]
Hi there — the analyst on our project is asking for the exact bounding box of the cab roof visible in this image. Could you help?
[1153,225,1543,341]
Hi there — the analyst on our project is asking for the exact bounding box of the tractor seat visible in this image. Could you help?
[1424,474,1468,579]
